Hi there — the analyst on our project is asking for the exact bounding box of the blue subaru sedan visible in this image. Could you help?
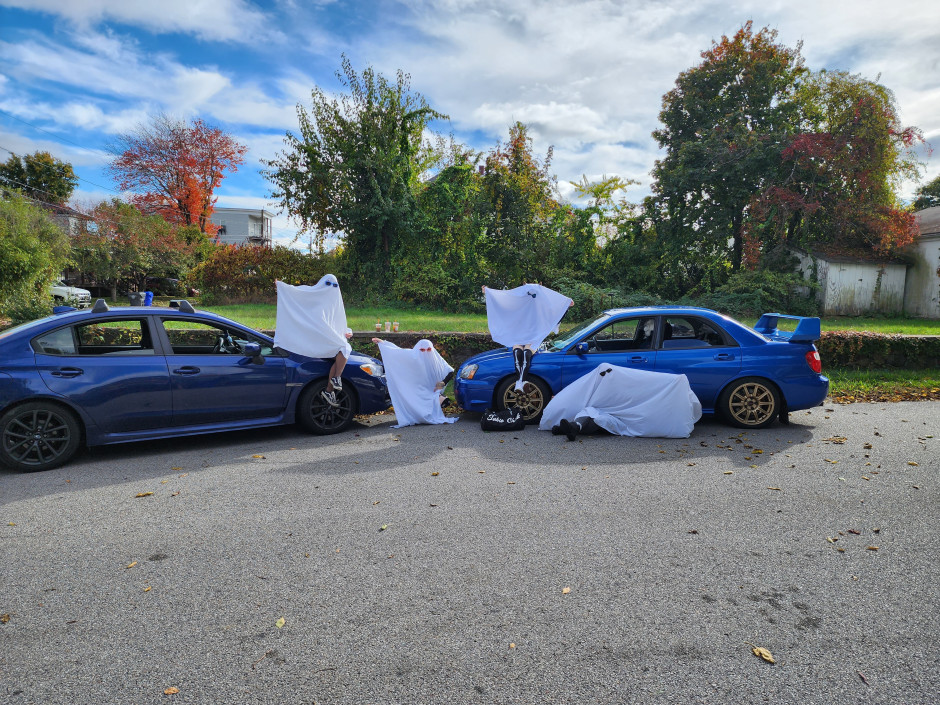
[0,301,390,471]
[455,307,828,429]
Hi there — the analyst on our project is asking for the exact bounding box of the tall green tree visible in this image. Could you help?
[0,192,71,321]
[478,122,561,286]
[746,70,925,258]
[71,200,199,298]
[0,150,78,205]
[263,57,446,290]
[650,22,806,284]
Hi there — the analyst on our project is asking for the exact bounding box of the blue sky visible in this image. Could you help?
[1,0,937,247]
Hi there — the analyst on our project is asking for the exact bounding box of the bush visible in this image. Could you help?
[553,278,662,319]
[190,245,339,301]
[391,260,460,309]
[0,193,70,322]
[684,270,817,318]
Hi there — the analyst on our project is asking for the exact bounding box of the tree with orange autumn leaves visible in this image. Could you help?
[107,114,247,234]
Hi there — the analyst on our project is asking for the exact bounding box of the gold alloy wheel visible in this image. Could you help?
[727,380,777,426]
[501,381,546,421]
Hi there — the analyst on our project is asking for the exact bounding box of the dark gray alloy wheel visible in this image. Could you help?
[0,402,82,472]
[297,379,357,435]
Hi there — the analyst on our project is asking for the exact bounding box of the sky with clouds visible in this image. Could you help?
[1,0,937,247]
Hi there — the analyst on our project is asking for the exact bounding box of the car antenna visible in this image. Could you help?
[91,299,110,313]
[177,300,196,313]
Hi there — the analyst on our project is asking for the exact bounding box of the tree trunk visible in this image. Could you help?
[731,211,743,271]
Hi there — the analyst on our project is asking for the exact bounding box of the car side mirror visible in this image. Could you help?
[574,341,589,354]
[243,342,264,364]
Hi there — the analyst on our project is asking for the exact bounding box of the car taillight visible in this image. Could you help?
[805,350,822,374]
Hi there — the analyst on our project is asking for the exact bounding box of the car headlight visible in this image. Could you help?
[359,362,384,376]
[459,364,478,380]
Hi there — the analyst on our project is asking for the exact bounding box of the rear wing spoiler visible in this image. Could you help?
[753,313,821,343]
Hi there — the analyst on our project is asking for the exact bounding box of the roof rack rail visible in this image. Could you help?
[91,299,110,313]
[169,299,196,313]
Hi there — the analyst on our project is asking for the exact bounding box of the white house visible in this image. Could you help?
[904,206,940,318]
[209,207,273,247]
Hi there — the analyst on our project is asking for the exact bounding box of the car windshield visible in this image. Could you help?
[546,314,610,351]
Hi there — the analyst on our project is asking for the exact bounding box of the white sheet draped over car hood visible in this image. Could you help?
[485,284,573,348]
[539,363,703,438]
[377,339,456,428]
[274,276,352,359]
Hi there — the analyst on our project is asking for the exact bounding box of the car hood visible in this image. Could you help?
[460,346,513,369]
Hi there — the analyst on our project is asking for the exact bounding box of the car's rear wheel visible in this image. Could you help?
[297,379,358,435]
[719,377,780,429]
[495,376,551,423]
[0,402,82,472]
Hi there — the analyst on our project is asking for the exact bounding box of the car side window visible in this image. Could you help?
[584,317,655,352]
[661,316,730,349]
[161,320,274,356]
[33,320,154,356]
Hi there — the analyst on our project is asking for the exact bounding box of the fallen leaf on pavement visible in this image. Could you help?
[144,586,152,592]
[275,617,285,629]
[562,587,571,594]
[135,492,154,498]
[126,561,137,569]
[867,546,879,551]
[767,487,782,491]
[164,687,179,695]
[748,645,775,664]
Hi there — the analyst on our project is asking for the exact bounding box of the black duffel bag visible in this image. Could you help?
[480,407,526,432]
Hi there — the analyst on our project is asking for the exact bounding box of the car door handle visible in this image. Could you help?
[628,356,648,363]
[714,353,735,361]
[172,366,201,376]
[51,367,83,378]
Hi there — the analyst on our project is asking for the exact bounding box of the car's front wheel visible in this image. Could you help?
[0,402,82,472]
[718,377,780,429]
[297,379,358,435]
[495,376,552,423]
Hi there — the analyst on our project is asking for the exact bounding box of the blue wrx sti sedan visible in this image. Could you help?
[455,307,828,429]
[0,300,390,472]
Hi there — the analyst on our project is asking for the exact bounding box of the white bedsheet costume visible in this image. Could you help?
[377,339,456,428]
[274,276,352,359]
[485,284,573,391]
[484,284,573,349]
[539,363,702,438]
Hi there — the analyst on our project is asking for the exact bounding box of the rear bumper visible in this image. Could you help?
[783,374,829,411]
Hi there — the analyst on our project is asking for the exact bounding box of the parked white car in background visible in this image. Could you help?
[49,280,92,308]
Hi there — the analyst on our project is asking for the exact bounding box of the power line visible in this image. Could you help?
[0,107,100,153]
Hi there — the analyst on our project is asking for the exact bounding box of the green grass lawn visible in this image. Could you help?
[94,298,940,335]
[196,303,940,335]
[827,368,940,402]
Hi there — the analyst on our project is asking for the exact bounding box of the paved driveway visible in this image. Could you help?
[1,402,938,704]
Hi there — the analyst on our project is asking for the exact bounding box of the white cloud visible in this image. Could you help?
[0,0,275,43]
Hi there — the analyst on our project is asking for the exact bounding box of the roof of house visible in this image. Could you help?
[915,206,940,238]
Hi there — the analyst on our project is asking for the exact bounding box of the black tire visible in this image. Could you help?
[297,379,358,435]
[494,376,552,424]
[718,377,781,429]
[0,402,82,472]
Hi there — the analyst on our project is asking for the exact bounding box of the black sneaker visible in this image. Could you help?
[321,389,339,407]
[330,376,343,392]
[551,424,563,435]
[559,418,577,442]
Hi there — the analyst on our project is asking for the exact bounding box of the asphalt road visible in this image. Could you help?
[1,402,938,705]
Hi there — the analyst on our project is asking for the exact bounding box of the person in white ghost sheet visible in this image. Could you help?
[274,275,353,407]
[372,337,457,427]
[482,283,573,391]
